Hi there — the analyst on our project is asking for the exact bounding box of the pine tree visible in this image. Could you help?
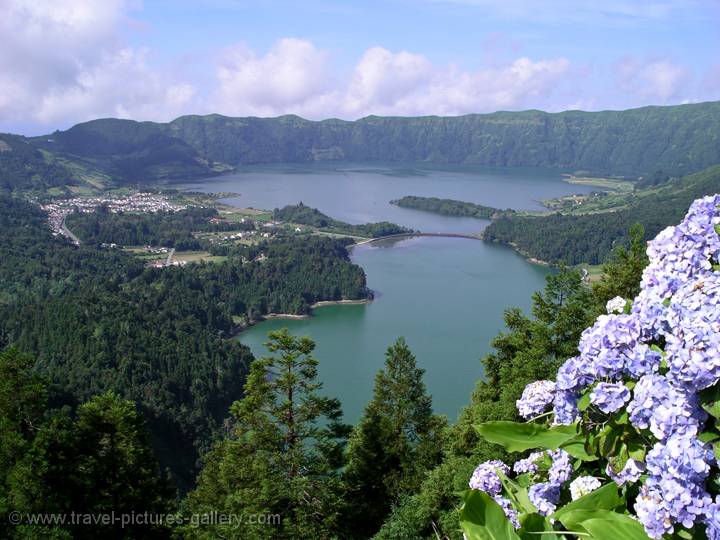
[185,329,350,539]
[342,338,446,539]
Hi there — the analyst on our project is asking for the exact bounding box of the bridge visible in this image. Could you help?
[353,232,483,246]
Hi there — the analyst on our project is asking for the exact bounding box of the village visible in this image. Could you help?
[40,192,187,242]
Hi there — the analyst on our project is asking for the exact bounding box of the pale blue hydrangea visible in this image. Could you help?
[556,356,594,391]
[469,460,510,496]
[552,389,579,425]
[606,458,645,486]
[569,475,601,500]
[590,382,631,414]
[644,436,714,530]
[704,496,720,540]
[528,482,560,516]
[578,313,643,380]
[493,495,520,529]
[513,451,544,474]
[624,343,662,378]
[665,276,720,391]
[516,380,556,419]
[627,374,706,441]
[548,448,572,485]
[635,485,674,539]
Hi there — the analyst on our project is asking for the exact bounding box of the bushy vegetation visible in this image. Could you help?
[272,202,411,237]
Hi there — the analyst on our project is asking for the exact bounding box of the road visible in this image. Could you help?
[61,215,81,245]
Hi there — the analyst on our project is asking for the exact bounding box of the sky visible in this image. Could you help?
[1,0,719,135]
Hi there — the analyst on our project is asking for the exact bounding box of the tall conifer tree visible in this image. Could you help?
[186,329,350,539]
[342,338,446,538]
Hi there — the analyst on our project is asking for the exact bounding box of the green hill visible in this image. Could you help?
[23,101,720,185]
[483,164,720,265]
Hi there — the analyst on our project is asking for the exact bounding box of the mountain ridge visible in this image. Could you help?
[5,100,720,187]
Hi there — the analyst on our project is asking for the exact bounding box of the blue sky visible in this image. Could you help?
[2,0,719,134]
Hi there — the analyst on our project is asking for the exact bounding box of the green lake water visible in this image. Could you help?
[181,164,593,422]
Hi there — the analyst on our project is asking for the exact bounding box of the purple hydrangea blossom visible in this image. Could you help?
[606,458,645,486]
[516,380,556,419]
[513,451,544,474]
[590,382,631,414]
[528,482,560,516]
[469,460,510,496]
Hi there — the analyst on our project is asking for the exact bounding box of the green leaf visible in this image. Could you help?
[518,513,559,540]
[553,483,624,524]
[474,421,578,452]
[581,516,651,540]
[561,438,598,461]
[700,384,720,419]
[460,490,522,540]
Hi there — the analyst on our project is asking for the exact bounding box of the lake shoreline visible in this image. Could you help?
[228,294,374,338]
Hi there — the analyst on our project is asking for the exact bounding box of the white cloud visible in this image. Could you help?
[0,0,196,128]
[211,41,571,118]
[616,58,689,102]
[213,38,332,117]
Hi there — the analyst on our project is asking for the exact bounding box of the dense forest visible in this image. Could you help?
[484,164,720,264]
[65,206,253,249]
[391,195,512,219]
[20,101,720,185]
[272,202,411,237]
[0,195,367,489]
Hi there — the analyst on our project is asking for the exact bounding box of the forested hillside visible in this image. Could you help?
[0,133,75,192]
[0,196,368,488]
[26,101,720,184]
[484,165,720,264]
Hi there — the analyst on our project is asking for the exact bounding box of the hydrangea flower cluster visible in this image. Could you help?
[467,195,720,539]
[516,380,556,419]
[468,460,519,527]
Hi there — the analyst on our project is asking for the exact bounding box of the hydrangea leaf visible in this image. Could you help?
[560,438,598,461]
[580,516,651,540]
[553,483,624,522]
[474,422,578,452]
[460,490,522,540]
[517,513,560,540]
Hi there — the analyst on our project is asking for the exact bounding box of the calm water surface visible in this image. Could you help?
[182,164,592,421]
